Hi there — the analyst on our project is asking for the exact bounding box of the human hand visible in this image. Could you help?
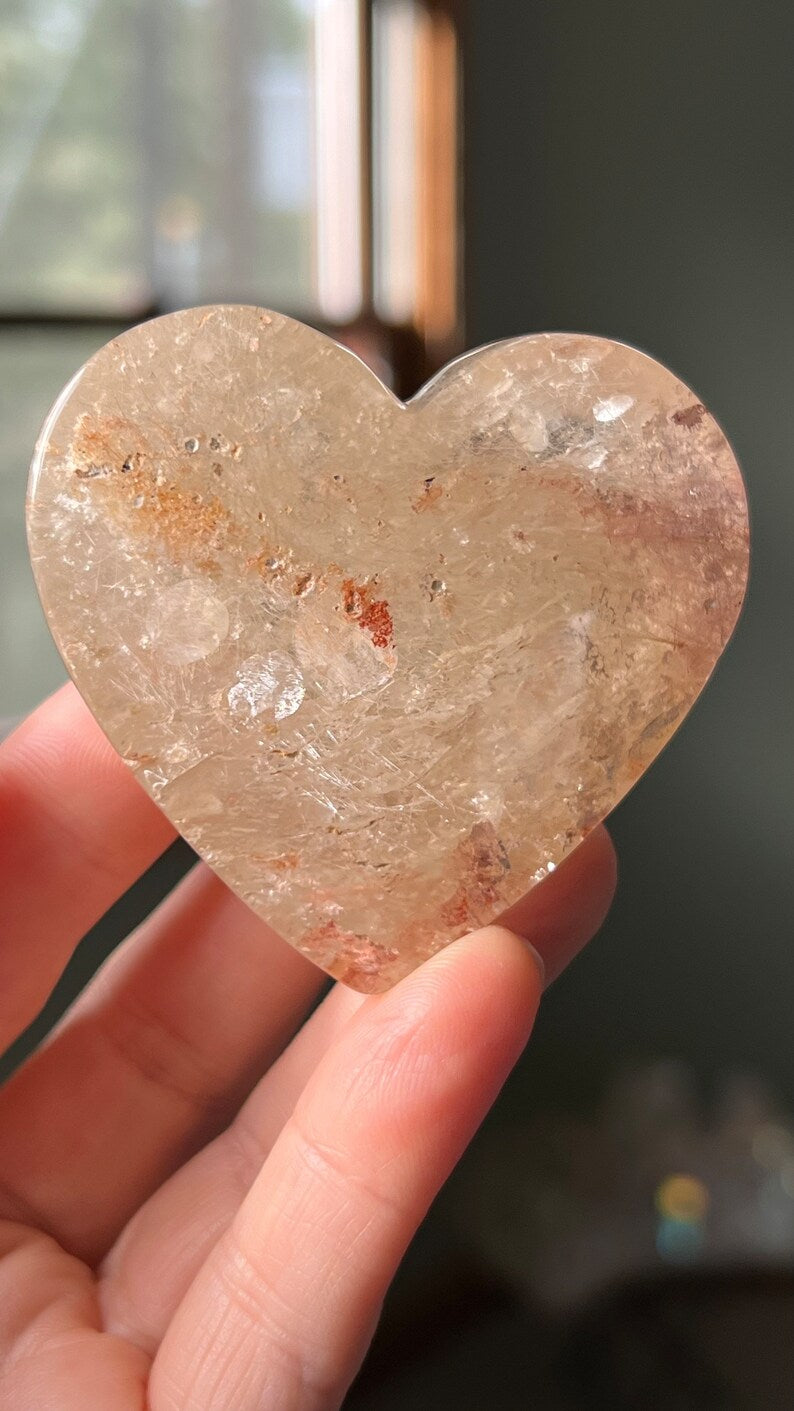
[0,686,615,1409]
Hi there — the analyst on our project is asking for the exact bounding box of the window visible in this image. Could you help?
[0,0,461,716]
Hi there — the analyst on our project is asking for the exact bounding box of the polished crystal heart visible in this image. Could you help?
[27,308,748,990]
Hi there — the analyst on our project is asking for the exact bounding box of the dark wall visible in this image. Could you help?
[464,0,794,1097]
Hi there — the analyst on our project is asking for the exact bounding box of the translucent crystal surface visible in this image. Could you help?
[27,308,749,990]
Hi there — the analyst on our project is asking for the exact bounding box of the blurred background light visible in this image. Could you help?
[373,0,419,326]
[655,1173,710,1225]
[312,0,365,322]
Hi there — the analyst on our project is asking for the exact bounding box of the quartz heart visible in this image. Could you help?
[27,307,748,991]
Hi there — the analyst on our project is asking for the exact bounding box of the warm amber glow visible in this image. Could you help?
[415,5,459,346]
[655,1174,710,1223]
[372,0,460,351]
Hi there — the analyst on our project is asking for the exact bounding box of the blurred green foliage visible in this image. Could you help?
[0,0,315,312]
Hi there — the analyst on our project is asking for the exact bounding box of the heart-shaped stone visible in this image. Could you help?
[27,307,748,990]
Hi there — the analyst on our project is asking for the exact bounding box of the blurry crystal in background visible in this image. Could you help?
[454,1063,794,1314]
[655,1173,709,1262]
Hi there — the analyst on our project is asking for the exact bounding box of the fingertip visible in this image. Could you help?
[497,824,617,985]
[376,922,545,1086]
[319,921,543,1169]
[428,921,545,994]
[584,823,619,896]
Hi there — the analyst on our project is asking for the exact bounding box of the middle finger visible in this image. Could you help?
[99,826,616,1351]
[0,863,324,1264]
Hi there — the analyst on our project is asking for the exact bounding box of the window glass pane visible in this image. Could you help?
[0,326,122,718]
[0,0,320,313]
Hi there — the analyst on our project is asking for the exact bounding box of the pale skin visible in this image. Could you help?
[0,685,616,1409]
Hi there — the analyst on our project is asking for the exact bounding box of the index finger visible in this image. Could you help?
[0,685,175,1049]
[151,926,545,1411]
